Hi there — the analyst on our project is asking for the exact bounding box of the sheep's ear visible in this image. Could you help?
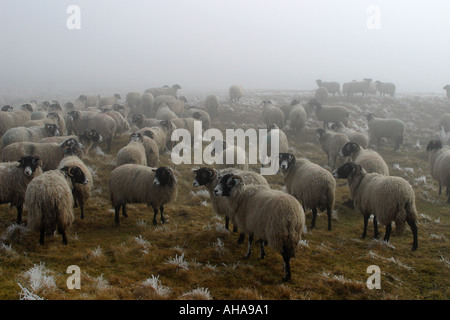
[152,169,157,172]
[16,159,24,168]
[32,156,40,165]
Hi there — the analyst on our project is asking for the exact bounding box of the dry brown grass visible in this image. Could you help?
[0,90,449,300]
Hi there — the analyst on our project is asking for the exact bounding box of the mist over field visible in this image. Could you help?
[1,0,449,99]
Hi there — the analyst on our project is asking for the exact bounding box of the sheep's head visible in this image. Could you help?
[131,114,143,124]
[114,93,122,100]
[332,162,363,180]
[130,132,144,143]
[338,142,360,158]
[45,123,60,137]
[1,105,13,112]
[61,166,89,185]
[17,156,41,177]
[290,99,300,106]
[50,103,62,111]
[141,129,154,140]
[426,139,442,152]
[152,167,176,187]
[192,167,217,187]
[159,120,173,131]
[68,110,81,121]
[173,84,182,90]
[21,104,33,112]
[61,138,84,156]
[47,111,61,122]
[85,129,103,142]
[279,153,295,171]
[316,128,326,139]
[366,113,375,122]
[78,95,88,102]
[259,100,273,108]
[214,174,243,197]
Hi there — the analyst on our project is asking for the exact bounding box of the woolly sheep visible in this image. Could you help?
[125,92,142,110]
[145,84,181,98]
[193,167,269,234]
[109,165,178,225]
[205,94,219,118]
[333,162,418,250]
[104,110,130,136]
[0,103,33,137]
[116,133,147,167]
[229,85,244,104]
[206,140,249,170]
[308,99,350,128]
[338,142,389,175]
[260,100,285,129]
[437,114,450,133]
[155,103,179,121]
[99,94,121,107]
[444,85,450,99]
[288,104,307,134]
[1,123,60,150]
[141,135,160,167]
[280,99,299,125]
[138,120,175,152]
[260,124,289,165]
[426,140,450,203]
[213,173,305,282]
[184,107,211,130]
[279,153,336,230]
[131,114,160,129]
[141,93,155,117]
[375,81,396,97]
[345,79,372,97]
[316,128,350,169]
[330,122,369,149]
[314,87,328,104]
[0,156,42,223]
[39,128,103,155]
[58,156,93,219]
[366,113,405,150]
[153,95,184,116]
[25,165,89,245]
[316,80,340,96]
[2,138,83,172]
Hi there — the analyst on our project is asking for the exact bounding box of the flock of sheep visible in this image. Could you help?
[0,81,449,282]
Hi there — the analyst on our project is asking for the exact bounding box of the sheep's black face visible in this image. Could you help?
[86,129,103,142]
[62,138,84,156]
[50,103,62,111]
[62,166,88,185]
[68,111,80,121]
[214,174,241,197]
[17,156,40,177]
[333,162,359,179]
[153,167,175,187]
[45,123,60,136]
[279,153,295,170]
[1,105,12,112]
[316,128,325,138]
[131,114,143,124]
[339,142,358,157]
[130,133,144,143]
[366,113,375,121]
[21,104,33,112]
[426,140,442,152]
[193,167,216,187]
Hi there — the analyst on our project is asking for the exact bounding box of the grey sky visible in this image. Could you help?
[1,0,449,96]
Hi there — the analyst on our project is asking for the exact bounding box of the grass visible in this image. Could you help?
[0,90,449,300]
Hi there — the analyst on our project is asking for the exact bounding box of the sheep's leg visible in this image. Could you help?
[60,229,68,245]
[16,205,23,224]
[326,205,332,231]
[245,235,253,258]
[361,214,369,239]
[225,216,230,230]
[152,207,158,225]
[107,137,112,153]
[80,205,84,219]
[237,233,245,244]
[373,216,380,239]
[39,227,45,245]
[259,240,266,259]
[438,181,442,195]
[122,204,127,217]
[233,225,238,232]
[310,207,317,229]
[384,222,392,242]
[281,246,292,282]
[160,205,166,224]
[114,205,121,225]
[406,216,418,251]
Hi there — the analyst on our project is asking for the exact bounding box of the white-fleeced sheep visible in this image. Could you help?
[145,84,181,98]
[25,165,89,245]
[125,92,142,110]
[184,107,211,130]
[314,87,328,104]
[426,139,450,203]
[279,153,336,231]
[131,114,160,129]
[109,165,177,225]
[375,81,396,97]
[138,120,175,152]
[308,99,350,128]
[229,85,244,104]
[330,122,369,149]
[205,94,219,118]
[39,128,102,155]
[260,100,285,129]
[0,104,34,137]
[345,79,372,97]
[0,156,42,223]
[288,104,307,134]
[153,95,185,116]
[140,93,155,117]
[155,103,179,121]
[213,173,305,282]
[338,141,389,176]
[316,80,340,96]
[99,94,121,107]
[316,128,350,169]
[1,123,60,150]
[366,113,405,150]
[116,133,148,167]
[333,162,418,250]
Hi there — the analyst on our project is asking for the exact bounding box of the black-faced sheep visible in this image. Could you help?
[338,142,389,176]
[316,128,350,169]
[116,133,147,167]
[213,173,305,282]
[333,162,418,251]
[329,122,369,149]
[0,156,42,224]
[109,165,177,225]
[1,123,60,150]
[39,128,103,156]
[426,140,450,203]
[25,165,89,245]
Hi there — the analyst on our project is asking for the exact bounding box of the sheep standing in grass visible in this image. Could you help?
[0,156,42,224]
[154,95,185,116]
[205,94,219,118]
[366,113,405,150]
[39,128,102,156]
[426,140,450,203]
[314,87,328,104]
[329,122,369,149]
[126,92,142,110]
[333,162,418,251]
[1,124,59,150]
[437,114,450,133]
[279,153,335,231]
[145,84,181,98]
[316,80,340,96]
[444,85,450,99]
[155,103,178,121]
[140,93,155,117]
[375,81,396,97]
[192,167,269,236]
[138,120,175,152]
[184,108,211,130]
[261,100,285,129]
[99,94,121,107]
[316,128,350,169]
[109,166,177,225]
[229,85,244,104]
[131,114,160,129]
[0,104,34,138]
[338,142,389,175]
[25,165,89,245]
[308,99,349,128]
[116,133,147,167]
[214,173,305,282]
[288,103,307,134]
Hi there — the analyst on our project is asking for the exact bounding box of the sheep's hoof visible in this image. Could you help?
[282,274,291,282]
[237,234,245,244]
[152,219,157,225]
[122,213,128,218]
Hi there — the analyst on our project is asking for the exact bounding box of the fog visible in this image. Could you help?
[1,0,449,98]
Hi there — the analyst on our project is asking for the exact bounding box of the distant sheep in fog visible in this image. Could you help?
[316,80,340,96]
[443,85,450,99]
[314,87,328,104]
[205,94,219,118]
[229,85,244,104]
[345,79,372,97]
[99,94,122,107]
[260,100,284,129]
[145,84,181,98]
[375,81,396,97]
[438,114,450,133]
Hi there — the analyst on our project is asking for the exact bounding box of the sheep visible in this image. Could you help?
[437,114,450,133]
[99,94,121,107]
[260,100,285,129]
[0,103,33,137]
[23,118,54,128]
[58,156,93,219]
[279,153,335,231]
[0,156,42,224]
[39,128,103,155]
[375,81,396,97]
[280,99,300,125]
[316,128,350,169]
[426,140,450,203]
[138,120,175,152]
[25,165,89,245]
[103,110,130,136]
[46,111,66,135]
[444,85,450,99]
[338,142,389,175]
[155,103,179,121]
[288,104,307,134]
[205,94,219,118]
[77,94,100,108]
[332,162,418,251]
[2,138,83,172]
[192,167,269,235]
[314,87,328,104]
[1,123,60,150]
[67,110,116,152]
[329,122,369,149]
[2,105,13,112]
[308,99,350,128]
[184,107,211,130]
[125,92,142,110]
[345,79,372,97]
[316,80,340,96]
[366,113,405,150]
[141,93,155,117]
[213,173,305,282]
[116,133,147,167]
[141,135,160,167]
[145,84,181,98]
[109,165,177,225]
[131,114,160,129]
[153,95,185,116]
[206,140,249,170]
[229,85,244,104]
[260,124,289,165]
